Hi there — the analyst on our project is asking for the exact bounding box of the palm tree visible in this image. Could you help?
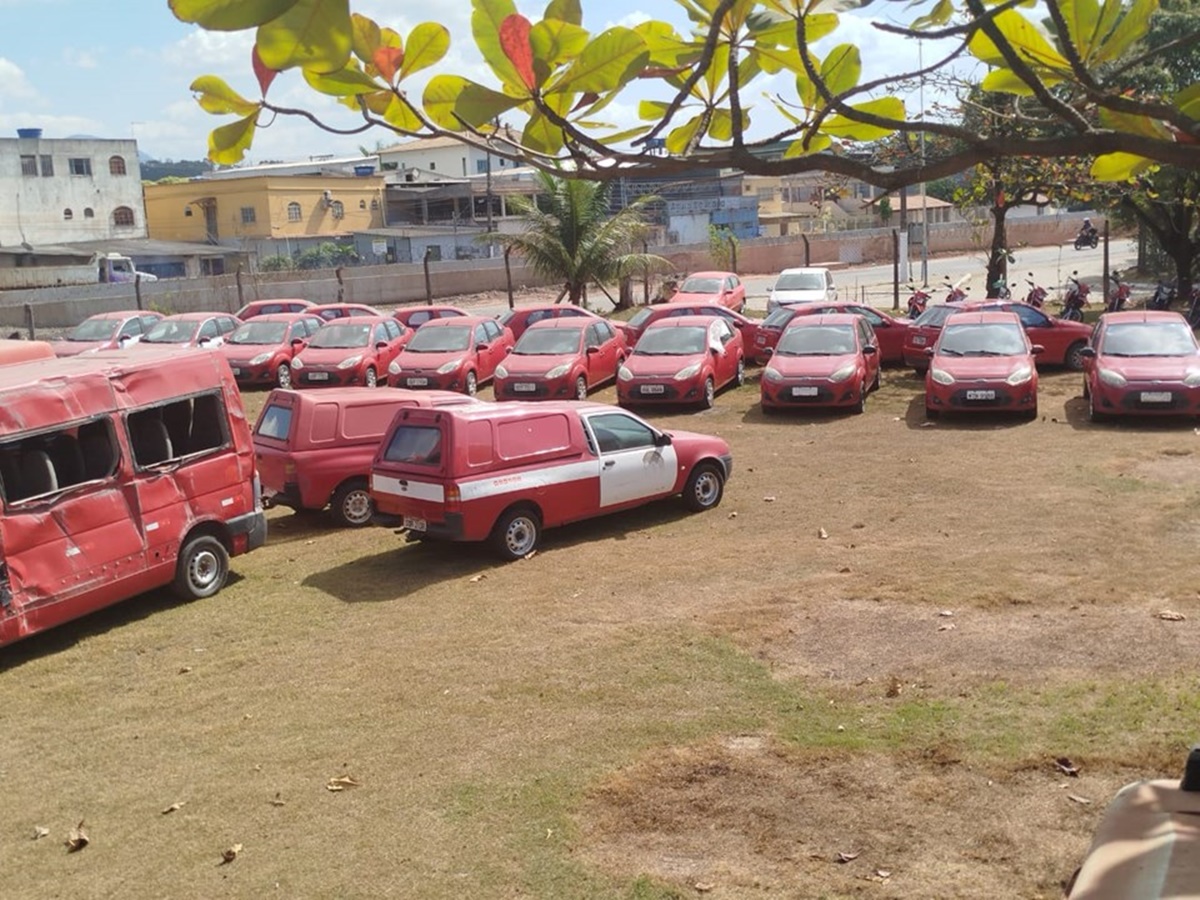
[484,170,670,307]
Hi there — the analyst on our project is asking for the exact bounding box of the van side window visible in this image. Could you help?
[0,418,119,503]
[128,393,229,467]
[586,413,657,454]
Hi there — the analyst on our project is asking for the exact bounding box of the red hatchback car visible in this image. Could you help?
[309,302,385,322]
[50,310,163,357]
[493,317,626,401]
[387,315,515,394]
[1081,310,1200,421]
[138,312,242,349]
[496,304,603,341]
[220,313,325,388]
[925,310,1041,419]
[756,302,910,365]
[760,314,881,414]
[234,298,315,319]
[618,315,745,409]
[393,305,468,329]
[667,271,746,312]
[291,316,411,388]
[624,302,759,350]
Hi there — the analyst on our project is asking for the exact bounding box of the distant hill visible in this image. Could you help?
[140,159,215,181]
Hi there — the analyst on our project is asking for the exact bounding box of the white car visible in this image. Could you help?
[767,267,838,312]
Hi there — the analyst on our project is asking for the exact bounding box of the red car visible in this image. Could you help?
[234,298,315,319]
[493,317,626,401]
[924,310,1041,419]
[50,310,163,357]
[219,313,325,388]
[291,316,411,388]
[760,314,881,414]
[496,304,602,340]
[309,302,385,322]
[624,302,759,350]
[903,302,969,373]
[618,315,745,409]
[138,312,242,349]
[666,271,746,312]
[387,315,515,394]
[393,305,468,329]
[1081,310,1200,421]
[756,302,910,365]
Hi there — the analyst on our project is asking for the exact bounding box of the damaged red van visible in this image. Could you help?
[0,348,267,647]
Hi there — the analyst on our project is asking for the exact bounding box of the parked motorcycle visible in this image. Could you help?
[1060,271,1090,321]
[906,283,931,319]
[1074,226,1099,250]
[1105,270,1131,313]
[1147,279,1175,311]
[943,274,970,304]
[1022,273,1048,309]
[990,274,1012,300]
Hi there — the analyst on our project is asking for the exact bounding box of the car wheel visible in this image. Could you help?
[683,462,725,512]
[1066,341,1087,372]
[172,534,230,600]
[490,505,541,561]
[1024,403,1039,421]
[1088,391,1108,423]
[331,478,373,528]
[913,366,928,377]
[364,366,378,388]
[277,362,292,389]
[701,376,715,409]
[925,405,940,420]
[871,369,881,391]
[574,375,588,401]
[854,380,868,415]
[735,356,746,387]
[465,370,478,396]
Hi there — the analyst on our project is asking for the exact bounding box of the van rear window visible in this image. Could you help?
[256,404,293,441]
[382,426,442,465]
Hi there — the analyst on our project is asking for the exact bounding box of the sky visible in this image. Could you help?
[0,0,956,165]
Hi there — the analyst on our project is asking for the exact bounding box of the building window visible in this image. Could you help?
[69,158,93,176]
[63,209,73,220]
[240,206,256,224]
[370,198,379,210]
[184,207,193,217]
[331,200,344,219]
[84,208,95,219]
[359,199,366,209]
[109,156,127,176]
[113,207,136,227]
[500,158,506,167]
[477,160,488,174]
[20,155,37,176]
[40,155,53,177]
[287,202,301,222]
[429,162,436,171]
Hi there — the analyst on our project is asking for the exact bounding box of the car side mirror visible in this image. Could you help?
[863,345,877,355]
[924,347,935,357]
[586,345,600,354]
[291,338,305,347]
[376,341,389,350]
[653,432,673,447]
[1079,346,1096,359]
[1031,344,1045,356]
[197,336,211,345]
[476,342,489,351]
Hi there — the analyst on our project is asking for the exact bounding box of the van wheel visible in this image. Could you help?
[172,535,229,600]
[331,478,373,528]
[465,370,478,396]
[701,376,715,409]
[574,375,588,401]
[364,366,378,388]
[277,363,292,389]
[735,357,746,387]
[683,462,724,512]
[491,506,541,561]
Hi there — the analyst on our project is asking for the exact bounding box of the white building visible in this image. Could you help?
[0,130,147,246]
[377,135,525,178]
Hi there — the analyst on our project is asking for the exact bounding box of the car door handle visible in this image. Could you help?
[603,460,616,469]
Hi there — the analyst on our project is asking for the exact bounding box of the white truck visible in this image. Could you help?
[0,251,157,290]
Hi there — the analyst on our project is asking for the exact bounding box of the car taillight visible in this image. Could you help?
[445,485,461,510]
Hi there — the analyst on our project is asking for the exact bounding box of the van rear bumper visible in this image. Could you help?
[382,512,464,541]
[228,509,268,552]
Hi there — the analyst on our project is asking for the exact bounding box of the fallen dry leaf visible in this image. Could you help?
[1056,757,1080,777]
[326,775,362,792]
[875,869,892,879]
[762,495,777,503]
[727,511,738,519]
[32,826,49,841]
[836,850,861,863]
[694,883,715,893]
[522,550,537,560]
[838,566,851,574]
[1068,794,1093,805]
[1156,610,1186,621]
[937,610,954,617]
[220,843,243,864]
[65,821,88,853]
[161,801,186,815]
[270,792,286,807]
[178,666,192,674]
[468,573,487,583]
[919,420,936,427]
[817,527,829,539]
[885,676,902,699]
[937,623,956,632]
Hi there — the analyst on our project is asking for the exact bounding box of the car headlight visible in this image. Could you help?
[545,364,570,379]
[494,364,508,379]
[1098,368,1127,387]
[338,355,362,369]
[674,363,701,381]
[437,359,462,375]
[250,352,272,365]
[1184,370,1200,387]
[1006,365,1033,386]
[763,366,783,383]
[930,367,955,385]
[618,365,633,382]
[291,356,305,369]
[828,363,856,383]
[388,359,402,375]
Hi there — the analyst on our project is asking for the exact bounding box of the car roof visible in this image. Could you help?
[1102,310,1188,325]
[421,315,492,327]
[161,312,229,321]
[243,298,313,308]
[399,305,466,315]
[945,310,1022,325]
[399,399,612,425]
[87,309,159,320]
[524,317,590,331]
[785,313,860,327]
[238,312,320,323]
[267,386,470,407]
[646,315,718,329]
[310,303,380,312]
[328,315,392,324]
[777,266,830,275]
[685,270,735,279]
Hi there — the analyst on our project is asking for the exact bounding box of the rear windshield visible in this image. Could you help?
[69,318,119,341]
[776,272,825,290]
[382,425,442,465]
[635,326,707,355]
[308,323,371,349]
[229,322,287,344]
[761,308,796,329]
[1103,321,1198,357]
[256,404,293,440]
[776,324,856,356]
[144,320,200,343]
[514,328,583,355]
[407,326,472,352]
[680,276,722,293]
[939,323,1026,356]
[627,308,655,329]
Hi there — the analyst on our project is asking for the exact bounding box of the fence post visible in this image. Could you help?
[423,247,433,304]
[728,235,738,274]
[642,240,650,306]
[235,265,245,309]
[892,229,900,311]
[24,303,35,340]
[504,246,515,310]
[335,266,345,303]
[1102,219,1111,305]
[134,274,144,311]
[801,234,810,266]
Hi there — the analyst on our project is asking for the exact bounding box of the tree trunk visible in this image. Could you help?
[616,275,633,311]
[987,205,1010,297]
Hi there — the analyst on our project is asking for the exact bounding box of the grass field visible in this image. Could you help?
[3,354,1199,899]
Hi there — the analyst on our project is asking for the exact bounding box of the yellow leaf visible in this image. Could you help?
[1090,152,1156,182]
[190,75,261,117]
[256,0,353,74]
[400,22,450,80]
[820,44,860,97]
[665,113,704,155]
[822,96,904,141]
[1098,108,1172,141]
[784,133,832,157]
[208,113,259,165]
[382,95,423,132]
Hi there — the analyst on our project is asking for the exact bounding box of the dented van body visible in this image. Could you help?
[0,348,266,647]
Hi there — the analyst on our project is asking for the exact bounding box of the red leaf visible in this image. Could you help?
[252,47,278,96]
[499,14,536,90]
[373,46,404,83]
[571,92,599,114]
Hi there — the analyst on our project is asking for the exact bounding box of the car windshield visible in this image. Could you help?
[68,318,119,341]
[636,326,707,355]
[144,320,200,343]
[762,308,796,329]
[1103,322,1198,357]
[775,272,825,291]
[627,308,655,329]
[308,323,371,349]
[514,328,583,355]
[914,306,958,328]
[776,325,856,356]
[938,323,1026,356]
[228,322,288,345]
[680,276,723,294]
[407,326,472,352]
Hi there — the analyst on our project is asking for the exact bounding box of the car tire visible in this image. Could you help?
[172,534,230,600]
[701,376,715,409]
[277,362,292,389]
[1024,404,1039,421]
[925,405,940,420]
[683,462,725,512]
[490,505,541,561]
[734,356,746,387]
[465,370,478,396]
[331,477,373,528]
[1066,341,1087,372]
[364,366,378,388]
[574,375,588,401]
[913,366,928,377]
[854,380,868,415]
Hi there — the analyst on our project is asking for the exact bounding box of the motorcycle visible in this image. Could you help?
[1147,279,1175,311]
[943,274,970,304]
[990,274,1012,300]
[1022,273,1048,309]
[1074,226,1099,250]
[1105,270,1131,312]
[1060,271,1090,321]
[906,283,931,319]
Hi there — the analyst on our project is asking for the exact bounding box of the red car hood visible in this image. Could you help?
[51,339,106,356]
[670,291,722,305]
[626,352,705,377]
[221,343,278,361]
[770,352,859,378]
[1102,356,1200,380]
[394,349,467,371]
[502,352,577,376]
[298,346,368,365]
[936,355,1032,379]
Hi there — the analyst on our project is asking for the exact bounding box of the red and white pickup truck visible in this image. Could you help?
[370,401,733,559]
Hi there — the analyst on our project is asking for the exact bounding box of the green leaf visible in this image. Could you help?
[819,43,860,96]
[423,75,521,129]
[822,96,904,141]
[911,0,954,31]
[207,113,258,165]
[472,0,525,90]
[1091,0,1157,64]
[302,63,382,96]
[256,0,353,74]
[190,75,262,116]
[665,112,705,155]
[521,110,565,154]
[1090,152,1156,182]
[755,44,804,75]
[784,133,831,157]
[382,95,424,132]
[981,68,1061,96]
[638,99,672,121]
[548,26,648,94]
[530,19,589,71]
[602,124,652,143]
[969,8,1067,73]
[170,0,297,30]
[796,69,818,111]
[400,23,449,79]
[350,13,381,66]
[709,108,750,142]
[1176,83,1200,120]
[544,0,582,25]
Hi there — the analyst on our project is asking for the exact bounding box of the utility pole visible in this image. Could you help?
[918,40,929,287]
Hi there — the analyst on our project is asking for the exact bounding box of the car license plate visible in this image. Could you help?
[966,389,995,400]
[403,516,426,532]
[307,371,329,381]
[230,367,241,376]
[912,335,927,346]
[1140,391,1172,403]
[513,383,537,392]
[792,386,819,397]
[642,384,665,394]
[406,377,429,386]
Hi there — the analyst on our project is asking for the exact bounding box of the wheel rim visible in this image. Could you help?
[365,367,377,388]
[1067,345,1085,370]
[466,372,477,395]
[576,377,587,400]
[504,515,537,556]
[705,379,714,405]
[342,489,372,525]
[188,548,221,591]
[736,359,745,385]
[693,470,720,507]
[277,364,291,388]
